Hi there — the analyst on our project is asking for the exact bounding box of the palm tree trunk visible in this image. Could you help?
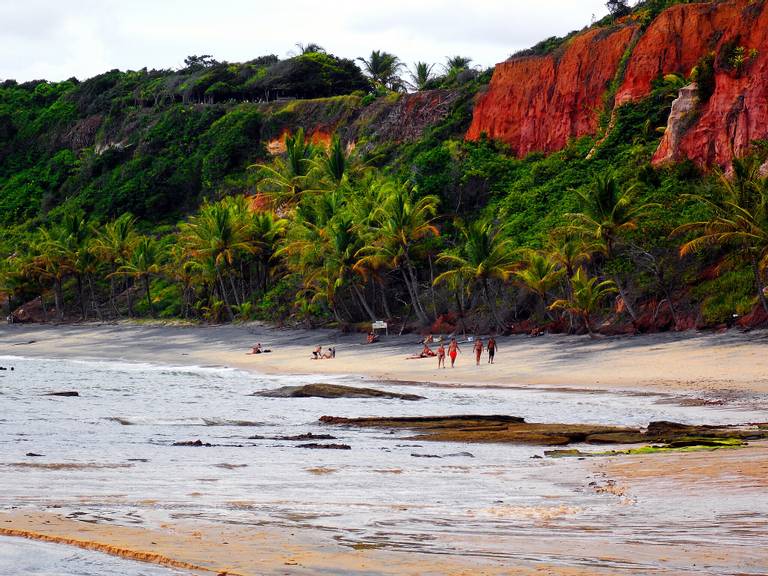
[143,275,155,317]
[216,268,234,320]
[482,279,505,331]
[401,267,428,324]
[380,281,393,319]
[88,276,102,321]
[352,283,376,321]
[614,276,638,323]
[76,275,87,320]
[583,312,595,338]
[428,255,438,319]
[54,278,64,321]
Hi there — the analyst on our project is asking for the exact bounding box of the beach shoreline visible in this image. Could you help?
[2,322,768,396]
[3,322,768,575]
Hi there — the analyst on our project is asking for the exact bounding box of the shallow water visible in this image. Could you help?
[0,535,191,576]
[1,354,767,574]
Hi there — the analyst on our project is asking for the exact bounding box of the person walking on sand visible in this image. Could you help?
[473,337,484,366]
[448,338,461,368]
[437,342,446,368]
[487,336,497,364]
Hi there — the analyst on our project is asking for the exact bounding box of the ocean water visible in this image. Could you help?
[1,354,767,574]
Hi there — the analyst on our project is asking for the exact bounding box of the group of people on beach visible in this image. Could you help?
[417,335,497,368]
[311,345,335,359]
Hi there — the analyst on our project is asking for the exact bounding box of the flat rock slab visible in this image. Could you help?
[44,391,79,397]
[253,383,424,401]
[319,415,768,446]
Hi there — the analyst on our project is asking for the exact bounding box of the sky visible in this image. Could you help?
[1,0,611,82]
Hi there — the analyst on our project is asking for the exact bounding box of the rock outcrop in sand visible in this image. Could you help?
[320,415,768,446]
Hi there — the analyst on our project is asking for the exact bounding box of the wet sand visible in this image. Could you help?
[3,439,767,576]
[3,322,768,394]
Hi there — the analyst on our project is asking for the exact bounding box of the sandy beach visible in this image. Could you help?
[2,322,768,575]
[2,322,768,394]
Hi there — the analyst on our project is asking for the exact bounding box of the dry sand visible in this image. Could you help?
[2,322,768,394]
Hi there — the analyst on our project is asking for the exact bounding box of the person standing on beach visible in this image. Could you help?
[487,336,497,364]
[448,338,461,368]
[473,338,484,366]
[437,342,446,368]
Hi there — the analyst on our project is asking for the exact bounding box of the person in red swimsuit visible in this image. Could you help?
[448,338,461,368]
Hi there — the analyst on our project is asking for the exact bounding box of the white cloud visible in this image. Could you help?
[0,0,609,82]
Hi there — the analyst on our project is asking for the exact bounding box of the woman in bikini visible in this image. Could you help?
[437,343,446,368]
[473,337,484,366]
[448,338,461,368]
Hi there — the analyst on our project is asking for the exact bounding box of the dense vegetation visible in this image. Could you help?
[2,10,768,335]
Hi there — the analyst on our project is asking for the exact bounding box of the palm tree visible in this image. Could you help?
[295,42,325,55]
[356,180,439,325]
[114,236,163,317]
[567,173,659,321]
[92,213,139,316]
[248,210,288,294]
[251,128,316,206]
[444,56,472,74]
[549,269,617,337]
[672,156,768,312]
[357,50,404,91]
[408,62,435,91]
[514,250,565,318]
[567,173,658,259]
[434,218,518,330]
[181,197,261,319]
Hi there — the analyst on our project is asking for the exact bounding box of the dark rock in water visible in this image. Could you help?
[320,415,525,427]
[173,439,212,447]
[297,443,351,450]
[443,451,475,458]
[247,435,266,440]
[253,383,425,401]
[411,453,442,458]
[276,433,337,441]
[25,452,43,457]
[44,391,79,397]
[127,458,149,462]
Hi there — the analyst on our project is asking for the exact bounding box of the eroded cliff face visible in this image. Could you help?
[466,26,638,156]
[469,0,768,168]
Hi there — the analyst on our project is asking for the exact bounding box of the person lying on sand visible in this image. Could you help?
[247,343,272,354]
[406,344,437,359]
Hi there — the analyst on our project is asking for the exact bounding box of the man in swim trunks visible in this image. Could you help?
[487,337,497,364]
[448,338,461,368]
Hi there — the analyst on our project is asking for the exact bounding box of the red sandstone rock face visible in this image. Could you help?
[469,0,768,168]
[617,0,768,167]
[466,26,638,155]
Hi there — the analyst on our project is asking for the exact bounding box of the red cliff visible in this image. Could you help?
[469,0,768,168]
[466,25,638,156]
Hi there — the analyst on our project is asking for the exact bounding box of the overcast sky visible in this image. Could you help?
[1,0,611,82]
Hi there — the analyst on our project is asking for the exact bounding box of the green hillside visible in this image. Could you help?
[1,36,766,334]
